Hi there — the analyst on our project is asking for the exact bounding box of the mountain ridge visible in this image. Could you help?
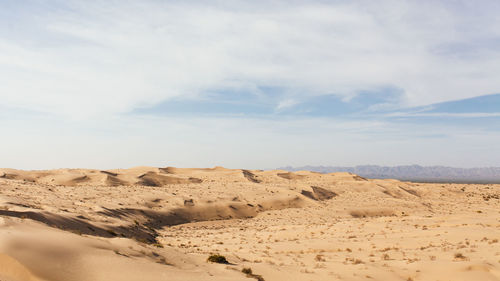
[278,165,500,183]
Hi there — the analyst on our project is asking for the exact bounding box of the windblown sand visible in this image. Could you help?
[0,167,499,281]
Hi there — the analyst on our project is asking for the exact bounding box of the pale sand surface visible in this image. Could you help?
[0,167,499,281]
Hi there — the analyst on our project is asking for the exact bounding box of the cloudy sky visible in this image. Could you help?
[1,0,500,169]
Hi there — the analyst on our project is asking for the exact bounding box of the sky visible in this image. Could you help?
[1,0,500,169]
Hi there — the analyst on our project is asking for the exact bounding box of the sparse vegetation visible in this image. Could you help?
[353,259,363,264]
[3,164,499,280]
[454,252,467,261]
[242,268,253,275]
[207,254,228,264]
[315,254,326,262]
[241,267,265,281]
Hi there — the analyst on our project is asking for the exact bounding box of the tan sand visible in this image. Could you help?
[0,167,499,281]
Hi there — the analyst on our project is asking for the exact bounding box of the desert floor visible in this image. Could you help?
[0,167,499,281]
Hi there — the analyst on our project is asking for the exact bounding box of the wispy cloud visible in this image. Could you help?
[385,112,500,118]
[1,1,500,169]
[1,1,500,118]
[275,99,299,111]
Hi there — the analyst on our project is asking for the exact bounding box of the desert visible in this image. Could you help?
[0,166,498,281]
[3,1,500,280]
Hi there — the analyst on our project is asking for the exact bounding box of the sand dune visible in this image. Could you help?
[0,167,499,281]
[0,167,204,187]
[0,253,42,281]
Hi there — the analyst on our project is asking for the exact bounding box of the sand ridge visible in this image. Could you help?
[0,166,499,281]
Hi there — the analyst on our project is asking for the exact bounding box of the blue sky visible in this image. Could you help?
[1,0,499,169]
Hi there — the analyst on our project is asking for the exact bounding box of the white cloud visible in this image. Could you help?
[275,99,298,111]
[0,0,500,118]
[386,112,500,118]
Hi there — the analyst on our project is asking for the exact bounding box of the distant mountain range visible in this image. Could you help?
[278,165,500,183]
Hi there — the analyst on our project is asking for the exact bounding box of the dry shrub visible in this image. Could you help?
[454,253,468,261]
[353,259,363,264]
[207,254,228,264]
[242,267,265,281]
[315,254,326,262]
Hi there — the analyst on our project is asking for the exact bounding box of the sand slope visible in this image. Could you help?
[0,167,499,281]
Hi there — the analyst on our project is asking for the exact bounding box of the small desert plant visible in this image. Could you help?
[242,268,253,275]
[315,254,326,262]
[207,254,228,264]
[454,252,467,260]
[255,276,265,281]
[242,267,265,281]
[353,259,363,264]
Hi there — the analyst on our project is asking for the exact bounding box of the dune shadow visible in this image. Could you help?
[0,196,305,245]
[0,210,158,243]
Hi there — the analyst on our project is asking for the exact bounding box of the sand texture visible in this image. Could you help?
[0,167,499,281]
